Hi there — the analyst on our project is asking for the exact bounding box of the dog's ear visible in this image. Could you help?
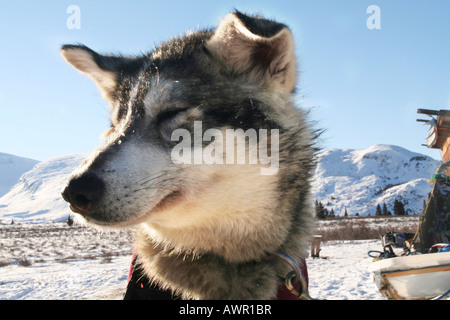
[207,11,297,92]
[60,44,123,101]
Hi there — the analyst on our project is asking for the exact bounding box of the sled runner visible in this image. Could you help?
[368,163,450,300]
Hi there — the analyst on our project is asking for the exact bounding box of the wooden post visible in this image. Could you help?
[311,235,322,258]
[443,138,450,175]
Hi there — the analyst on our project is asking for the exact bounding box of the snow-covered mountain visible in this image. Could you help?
[0,154,85,224]
[0,153,39,197]
[312,144,440,216]
[0,144,441,223]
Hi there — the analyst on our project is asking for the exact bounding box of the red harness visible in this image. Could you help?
[276,257,308,300]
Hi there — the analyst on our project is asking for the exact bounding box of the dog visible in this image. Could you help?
[61,11,317,299]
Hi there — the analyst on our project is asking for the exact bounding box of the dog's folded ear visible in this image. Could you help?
[207,11,297,92]
[60,44,124,101]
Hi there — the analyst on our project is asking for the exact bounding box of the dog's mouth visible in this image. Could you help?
[83,189,185,228]
[69,202,92,215]
[151,190,184,212]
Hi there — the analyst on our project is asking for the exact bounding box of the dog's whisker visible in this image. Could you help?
[137,172,167,185]
[135,172,160,184]
[140,174,182,188]
[130,186,157,193]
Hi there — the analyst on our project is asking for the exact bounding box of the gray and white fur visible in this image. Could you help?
[61,11,317,299]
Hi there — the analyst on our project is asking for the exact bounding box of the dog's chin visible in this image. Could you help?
[80,190,184,229]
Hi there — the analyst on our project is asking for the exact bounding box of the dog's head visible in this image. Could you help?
[61,12,312,260]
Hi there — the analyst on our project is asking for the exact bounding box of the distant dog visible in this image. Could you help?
[61,11,316,299]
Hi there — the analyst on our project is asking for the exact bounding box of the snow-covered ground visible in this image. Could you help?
[308,240,383,300]
[0,242,384,300]
[0,222,386,300]
[0,255,131,300]
[0,222,135,300]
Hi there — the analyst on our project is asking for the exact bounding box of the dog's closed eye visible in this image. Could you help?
[155,107,191,144]
[156,108,187,125]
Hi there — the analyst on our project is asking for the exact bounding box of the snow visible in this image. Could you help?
[307,240,383,300]
[0,222,385,300]
[0,222,135,300]
[0,256,131,300]
[0,144,441,300]
[0,154,86,224]
[313,144,439,217]
[0,245,384,300]
[0,152,39,197]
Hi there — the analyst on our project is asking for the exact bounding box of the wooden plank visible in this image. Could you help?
[417,108,440,115]
[379,265,450,300]
[381,264,450,279]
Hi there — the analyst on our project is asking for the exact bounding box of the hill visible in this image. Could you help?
[312,144,440,216]
[0,152,39,197]
[0,154,85,224]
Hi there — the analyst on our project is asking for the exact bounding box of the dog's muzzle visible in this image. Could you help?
[61,173,105,216]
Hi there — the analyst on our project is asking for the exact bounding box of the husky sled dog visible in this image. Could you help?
[61,11,316,299]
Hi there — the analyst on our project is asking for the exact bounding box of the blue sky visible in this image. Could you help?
[0,1,449,161]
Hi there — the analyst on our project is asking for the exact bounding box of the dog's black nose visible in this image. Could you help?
[62,173,104,215]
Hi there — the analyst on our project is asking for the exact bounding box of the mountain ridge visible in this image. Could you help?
[312,144,440,216]
[0,153,85,224]
[0,144,441,223]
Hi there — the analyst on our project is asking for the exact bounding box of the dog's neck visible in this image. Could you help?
[134,226,292,299]
[139,214,287,263]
